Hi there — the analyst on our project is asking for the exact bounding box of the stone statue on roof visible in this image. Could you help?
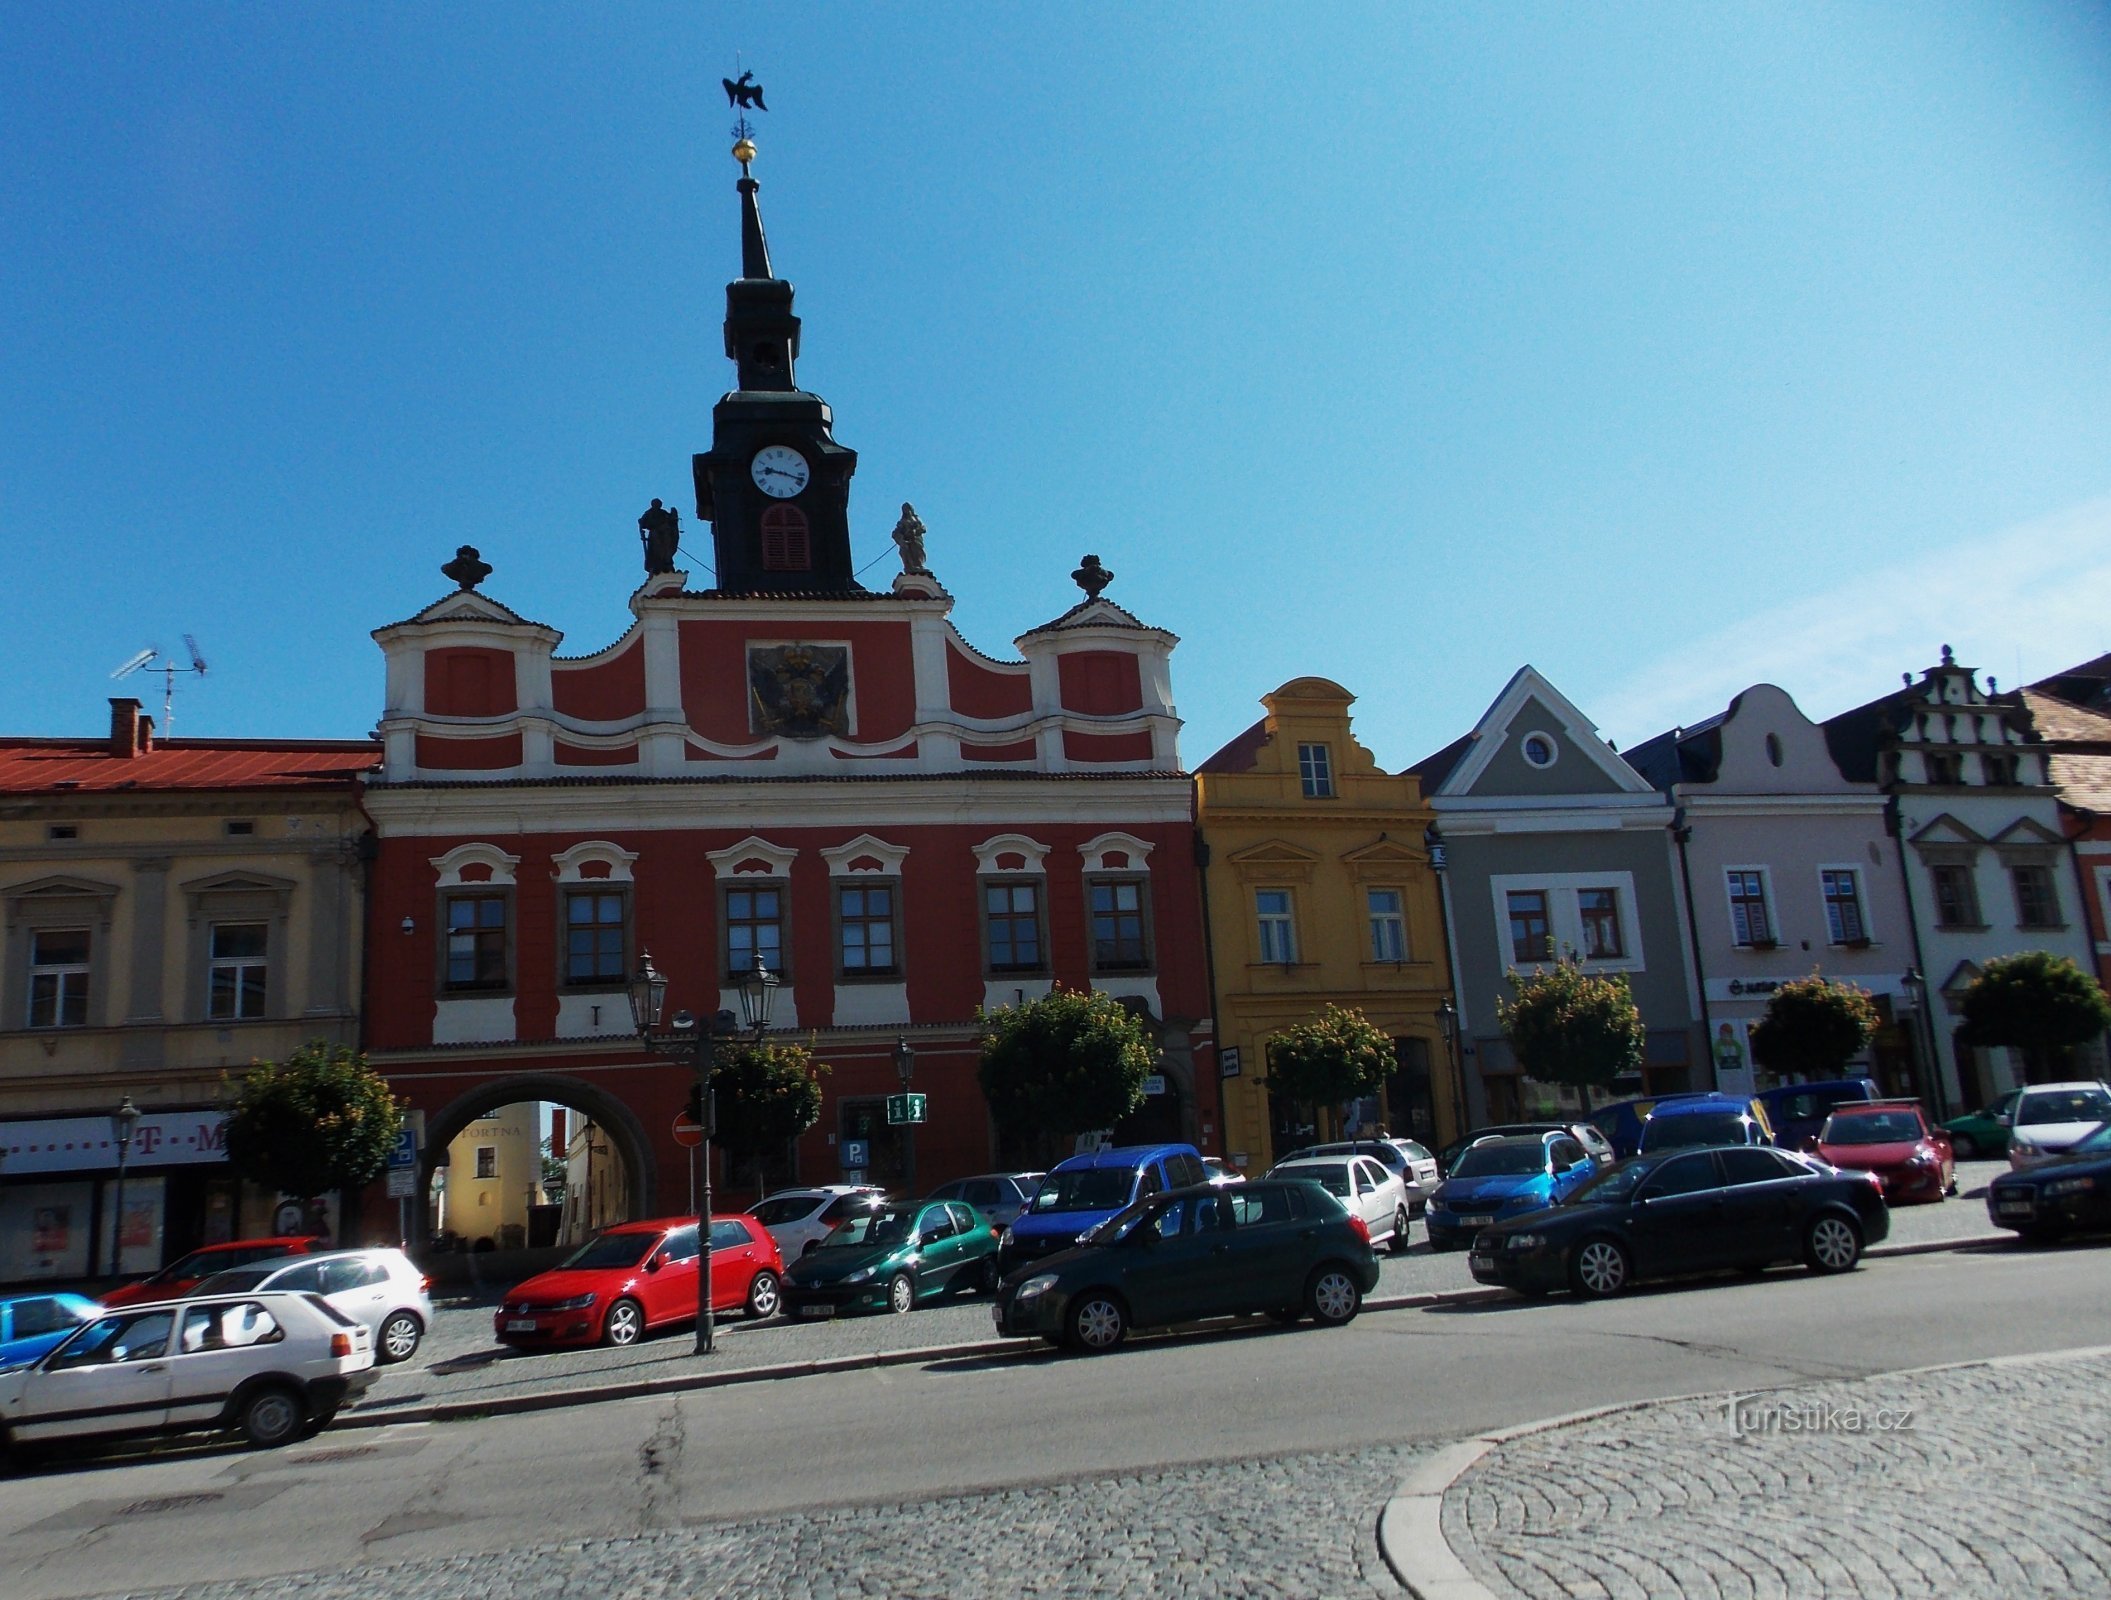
[891,503,929,574]
[639,499,681,575]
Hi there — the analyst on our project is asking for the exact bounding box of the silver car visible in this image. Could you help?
[925,1173,1043,1229]
[196,1248,434,1364]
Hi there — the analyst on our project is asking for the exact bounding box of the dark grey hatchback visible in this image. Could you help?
[992,1181,1380,1353]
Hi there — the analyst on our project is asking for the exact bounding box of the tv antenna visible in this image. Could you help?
[110,635,208,736]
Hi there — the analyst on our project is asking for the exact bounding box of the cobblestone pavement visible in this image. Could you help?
[108,1442,1430,1600]
[1442,1349,2111,1600]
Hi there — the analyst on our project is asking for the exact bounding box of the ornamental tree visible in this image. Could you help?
[1497,958,1645,1112]
[222,1041,404,1223]
[979,986,1154,1164]
[1264,1005,1395,1133]
[1959,951,2111,1084]
[711,1040,828,1202]
[1750,975,1880,1082]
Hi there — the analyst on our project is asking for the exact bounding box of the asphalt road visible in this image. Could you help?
[5,1233,2103,1600]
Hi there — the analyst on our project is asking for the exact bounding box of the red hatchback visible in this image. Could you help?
[495,1215,784,1349]
[1815,1101,1956,1204]
[101,1235,328,1308]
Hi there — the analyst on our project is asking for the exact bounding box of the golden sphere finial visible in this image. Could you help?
[732,137,757,166]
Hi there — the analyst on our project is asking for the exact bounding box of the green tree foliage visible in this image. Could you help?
[979,986,1154,1160]
[223,1040,403,1203]
[1959,951,2111,1084]
[1264,1004,1395,1118]
[711,1040,828,1197]
[1750,975,1880,1081]
[1497,958,1646,1111]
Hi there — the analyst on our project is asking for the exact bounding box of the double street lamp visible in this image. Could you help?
[109,1095,140,1278]
[1899,968,1947,1121]
[628,949,780,1356]
[1435,1000,1466,1147]
[893,1035,917,1196]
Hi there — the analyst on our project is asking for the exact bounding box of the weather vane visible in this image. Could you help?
[724,65,767,169]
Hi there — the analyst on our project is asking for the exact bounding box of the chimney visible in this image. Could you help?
[108,697,144,758]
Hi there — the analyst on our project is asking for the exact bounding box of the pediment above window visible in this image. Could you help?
[972,833,1051,876]
[1078,832,1156,874]
[430,843,522,887]
[551,841,640,884]
[706,836,798,880]
[821,835,910,877]
[1907,813,1985,852]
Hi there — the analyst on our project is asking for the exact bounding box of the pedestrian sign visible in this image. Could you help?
[885,1093,928,1126]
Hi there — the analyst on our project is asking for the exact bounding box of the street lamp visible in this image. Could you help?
[628,952,737,1355]
[735,950,781,1037]
[894,1034,917,1196]
[1899,969,1947,1120]
[1435,1000,1465,1147]
[109,1095,140,1278]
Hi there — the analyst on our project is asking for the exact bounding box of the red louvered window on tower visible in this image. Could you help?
[760,505,811,571]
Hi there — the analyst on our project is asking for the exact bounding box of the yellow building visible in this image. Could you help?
[1196,679,1459,1171]
[433,1101,543,1250]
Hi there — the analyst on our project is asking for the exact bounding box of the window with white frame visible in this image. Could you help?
[1255,889,1297,964]
[1577,888,1624,959]
[1821,870,1866,944]
[206,922,269,1019]
[1297,743,1334,799]
[28,928,91,1028]
[1367,889,1407,962]
[1725,870,1773,946]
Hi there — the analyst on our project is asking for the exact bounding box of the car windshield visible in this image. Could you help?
[822,1206,917,1248]
[2018,1089,2111,1126]
[1451,1142,1548,1178]
[1030,1167,1138,1213]
[2071,1123,2111,1154]
[1644,1113,1745,1150]
[749,1196,823,1225]
[1275,1162,1352,1196]
[192,1267,276,1294]
[1563,1160,1654,1206]
[560,1232,656,1271]
[1822,1112,1924,1145]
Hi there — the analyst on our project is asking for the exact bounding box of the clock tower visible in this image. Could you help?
[691,145,862,593]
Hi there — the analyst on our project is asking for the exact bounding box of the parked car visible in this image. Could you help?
[1813,1101,1956,1204]
[1470,1146,1890,1297]
[194,1248,435,1364]
[1439,1122,1616,1174]
[748,1187,889,1259]
[1425,1132,1601,1250]
[992,1180,1380,1352]
[1987,1120,2111,1241]
[1278,1138,1439,1212]
[495,1215,784,1350]
[1265,1155,1412,1253]
[0,1293,101,1372]
[100,1235,328,1309]
[0,1290,375,1455]
[2006,1083,2111,1170]
[1586,1097,1705,1160]
[1757,1078,1879,1151]
[782,1200,1000,1317]
[1637,1095,1776,1153]
[924,1173,1041,1230]
[1200,1157,1246,1187]
[999,1144,1209,1272]
[1943,1089,2021,1160]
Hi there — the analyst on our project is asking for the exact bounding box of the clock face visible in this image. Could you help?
[750,445,811,499]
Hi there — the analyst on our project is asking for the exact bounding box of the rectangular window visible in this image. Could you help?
[1577,888,1624,959]
[1821,870,1866,943]
[1297,743,1334,799]
[985,881,1045,973]
[563,890,626,985]
[1982,753,2017,786]
[443,893,509,991]
[1506,890,1552,964]
[1090,879,1151,972]
[1255,889,1297,964]
[1726,870,1772,946]
[837,883,898,976]
[206,922,268,1020]
[1923,751,1962,785]
[28,928,91,1027]
[2012,865,2059,929]
[1367,889,1407,962]
[474,1147,497,1180]
[726,885,786,979]
[1930,863,1981,929]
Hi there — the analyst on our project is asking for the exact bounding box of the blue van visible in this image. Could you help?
[1757,1078,1879,1151]
[998,1143,1208,1272]
[1587,1095,1709,1159]
[1637,1094,1777,1152]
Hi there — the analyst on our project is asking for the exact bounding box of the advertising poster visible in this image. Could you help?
[1712,1019,1757,1096]
[270,1192,338,1244]
[97,1175,168,1271]
[0,1181,95,1280]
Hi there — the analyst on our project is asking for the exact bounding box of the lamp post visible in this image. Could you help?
[893,1034,917,1196]
[1900,968,1947,1120]
[1435,1000,1465,1148]
[109,1095,140,1278]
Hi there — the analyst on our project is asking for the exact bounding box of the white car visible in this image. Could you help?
[0,1290,375,1455]
[749,1186,889,1259]
[196,1248,435,1364]
[1266,1155,1413,1253]
[925,1173,1042,1229]
[1200,1157,1247,1187]
[2006,1082,2111,1169]
[1282,1138,1439,1214]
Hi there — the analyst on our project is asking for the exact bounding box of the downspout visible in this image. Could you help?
[1191,776,1228,1161]
[1427,822,1470,1141]
[1669,803,1714,1085]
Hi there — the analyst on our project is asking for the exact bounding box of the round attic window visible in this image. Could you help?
[1521,733,1558,769]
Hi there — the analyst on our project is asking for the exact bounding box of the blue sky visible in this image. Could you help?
[5,5,2108,768]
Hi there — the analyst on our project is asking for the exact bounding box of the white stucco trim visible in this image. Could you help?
[831,981,909,1027]
[1077,832,1157,874]
[551,841,639,883]
[432,995,516,1044]
[429,843,521,887]
[554,993,635,1038]
[1719,863,1781,951]
[983,977,1056,1012]
[1813,861,1878,946]
[972,834,1052,875]
[1486,871,1647,975]
[706,837,800,880]
[819,835,910,876]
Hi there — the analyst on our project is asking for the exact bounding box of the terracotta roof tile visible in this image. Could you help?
[0,739,380,795]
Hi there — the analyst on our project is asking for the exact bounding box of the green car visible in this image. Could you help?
[780,1199,1001,1318]
[1944,1089,2020,1160]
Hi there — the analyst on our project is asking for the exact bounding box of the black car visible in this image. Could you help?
[1468,1146,1890,1298]
[991,1181,1380,1353]
[1987,1121,2111,1242]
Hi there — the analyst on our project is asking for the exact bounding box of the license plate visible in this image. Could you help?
[1996,1200,2034,1216]
[992,1306,1005,1329]
[1461,1215,1493,1227]
[795,1304,836,1319]
[505,1318,539,1332]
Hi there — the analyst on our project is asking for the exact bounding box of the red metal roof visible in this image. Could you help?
[0,739,381,794]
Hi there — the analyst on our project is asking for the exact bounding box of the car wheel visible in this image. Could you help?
[603,1297,644,1346]
[745,1270,782,1320]
[1067,1292,1128,1353]
[1306,1265,1362,1327]
[377,1310,423,1364]
[1950,1132,1977,1159]
[300,1401,342,1440]
[887,1273,916,1315]
[1804,1214,1862,1274]
[238,1386,306,1449]
[800,1239,819,1259]
[975,1255,1003,1295]
[1389,1207,1412,1256]
[1570,1237,1631,1298]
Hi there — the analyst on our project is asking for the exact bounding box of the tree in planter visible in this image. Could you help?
[979,986,1154,1166]
[711,1040,828,1203]
[1959,951,2111,1086]
[1496,958,1646,1113]
[222,1040,403,1243]
[1749,975,1880,1083]
[1263,1004,1395,1141]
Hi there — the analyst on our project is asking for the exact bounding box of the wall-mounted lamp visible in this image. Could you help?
[400,915,415,935]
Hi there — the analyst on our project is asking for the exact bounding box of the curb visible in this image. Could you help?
[340,1230,2010,1433]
